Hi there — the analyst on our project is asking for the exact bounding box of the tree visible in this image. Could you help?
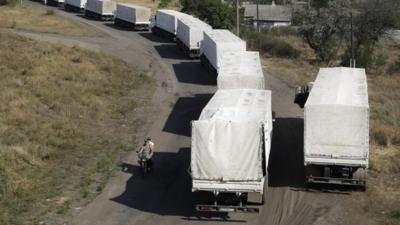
[180,0,236,29]
[341,0,399,67]
[299,0,350,64]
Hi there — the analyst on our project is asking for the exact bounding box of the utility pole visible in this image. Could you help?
[236,0,240,36]
[350,0,355,68]
[256,0,259,32]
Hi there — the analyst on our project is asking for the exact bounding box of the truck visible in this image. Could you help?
[217,51,265,90]
[191,89,273,212]
[200,29,246,75]
[85,0,116,21]
[114,3,151,31]
[65,0,87,12]
[152,9,192,41]
[176,16,212,58]
[304,67,369,190]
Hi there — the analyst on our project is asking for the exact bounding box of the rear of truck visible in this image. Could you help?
[191,89,272,212]
[304,67,369,189]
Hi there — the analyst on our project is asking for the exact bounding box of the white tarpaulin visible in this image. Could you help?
[176,16,212,50]
[304,67,369,166]
[115,3,151,24]
[86,0,116,15]
[218,51,265,90]
[191,89,272,181]
[155,9,191,34]
[201,29,246,72]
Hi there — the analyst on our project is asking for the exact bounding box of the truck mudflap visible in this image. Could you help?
[196,204,259,213]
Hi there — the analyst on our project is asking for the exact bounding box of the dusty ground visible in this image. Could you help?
[0,5,99,36]
[8,1,387,225]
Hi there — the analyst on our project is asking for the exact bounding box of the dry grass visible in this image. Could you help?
[0,5,99,36]
[0,31,154,225]
[262,33,400,225]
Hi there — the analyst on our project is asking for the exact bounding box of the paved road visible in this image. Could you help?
[21,2,348,225]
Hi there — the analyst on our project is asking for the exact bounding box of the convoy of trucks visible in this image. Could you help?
[36,1,370,213]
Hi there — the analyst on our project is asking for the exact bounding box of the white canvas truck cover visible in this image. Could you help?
[176,16,212,50]
[201,29,247,72]
[191,89,273,183]
[218,51,265,90]
[65,0,86,8]
[155,9,191,34]
[116,3,151,24]
[86,0,116,15]
[304,67,369,167]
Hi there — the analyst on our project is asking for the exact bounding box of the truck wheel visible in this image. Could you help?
[353,168,367,191]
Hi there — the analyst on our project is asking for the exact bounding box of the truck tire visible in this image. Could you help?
[353,168,367,191]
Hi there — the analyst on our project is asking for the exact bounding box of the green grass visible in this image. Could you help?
[0,32,154,224]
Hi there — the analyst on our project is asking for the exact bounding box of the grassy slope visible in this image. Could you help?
[0,31,154,224]
[261,34,400,225]
[0,5,99,36]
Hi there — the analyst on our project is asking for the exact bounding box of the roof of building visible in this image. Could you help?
[244,4,292,22]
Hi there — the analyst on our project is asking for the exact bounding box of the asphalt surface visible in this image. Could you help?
[19,2,348,224]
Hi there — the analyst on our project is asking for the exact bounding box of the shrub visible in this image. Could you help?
[0,0,17,6]
[159,0,172,8]
[44,9,55,16]
[245,32,299,58]
[387,55,400,75]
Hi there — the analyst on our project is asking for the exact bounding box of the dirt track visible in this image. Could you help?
[20,2,351,224]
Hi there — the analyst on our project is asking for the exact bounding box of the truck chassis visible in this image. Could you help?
[306,164,367,190]
[200,54,217,76]
[176,38,200,59]
[114,18,150,31]
[84,10,114,21]
[64,3,84,13]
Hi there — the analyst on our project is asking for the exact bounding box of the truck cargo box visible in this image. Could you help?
[65,0,86,10]
[85,0,116,16]
[176,16,212,51]
[191,89,272,193]
[217,51,265,90]
[304,67,369,167]
[115,3,151,24]
[201,29,246,73]
[155,9,191,35]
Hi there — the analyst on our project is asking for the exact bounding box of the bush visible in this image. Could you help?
[44,9,55,16]
[245,32,299,58]
[387,55,400,75]
[159,0,172,8]
[0,0,17,6]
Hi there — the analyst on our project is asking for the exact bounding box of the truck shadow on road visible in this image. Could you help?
[162,94,213,137]
[268,118,306,188]
[139,32,175,44]
[154,44,189,60]
[112,148,239,221]
[173,62,217,85]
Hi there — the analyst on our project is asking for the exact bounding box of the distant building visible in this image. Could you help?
[244,1,292,31]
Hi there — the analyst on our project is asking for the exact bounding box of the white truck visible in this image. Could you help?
[65,0,86,12]
[191,89,273,212]
[200,29,246,75]
[176,16,212,58]
[152,9,192,41]
[85,0,116,21]
[217,51,265,90]
[114,3,151,31]
[304,67,369,189]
